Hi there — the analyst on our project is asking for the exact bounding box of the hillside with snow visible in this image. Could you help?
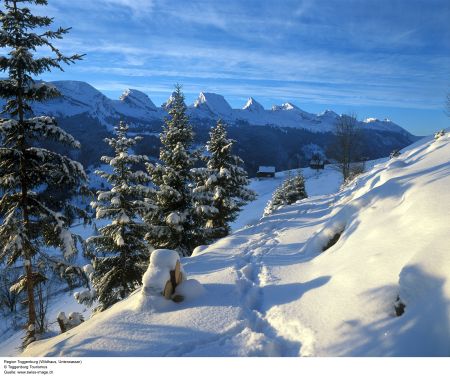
[18,131,450,357]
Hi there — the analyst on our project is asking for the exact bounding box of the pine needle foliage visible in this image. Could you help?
[264,171,307,216]
[0,0,86,347]
[145,85,198,256]
[88,121,154,311]
[193,120,256,242]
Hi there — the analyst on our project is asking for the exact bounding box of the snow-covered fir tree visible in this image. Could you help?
[264,171,307,216]
[285,170,307,204]
[193,120,256,242]
[264,181,285,216]
[88,121,154,311]
[0,0,86,347]
[145,85,197,256]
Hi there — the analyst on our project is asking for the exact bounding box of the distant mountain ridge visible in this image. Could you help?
[7,80,418,176]
[29,80,411,136]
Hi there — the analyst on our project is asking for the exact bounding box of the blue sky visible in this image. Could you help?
[33,0,450,135]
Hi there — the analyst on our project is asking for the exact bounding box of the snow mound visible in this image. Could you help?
[191,245,209,256]
[141,249,180,295]
[175,279,205,299]
[149,249,179,269]
[399,265,436,307]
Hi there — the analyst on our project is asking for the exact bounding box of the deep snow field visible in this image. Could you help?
[1,131,449,357]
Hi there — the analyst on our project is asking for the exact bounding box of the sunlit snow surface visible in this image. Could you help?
[7,132,450,357]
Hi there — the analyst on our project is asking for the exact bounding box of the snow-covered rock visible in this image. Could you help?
[141,249,180,296]
[242,97,264,113]
[149,249,180,270]
[56,311,84,331]
[161,91,181,110]
[192,92,233,118]
[120,89,157,110]
[271,102,300,112]
[68,312,84,326]
[113,88,158,118]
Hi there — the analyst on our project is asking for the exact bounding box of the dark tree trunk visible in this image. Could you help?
[14,0,37,342]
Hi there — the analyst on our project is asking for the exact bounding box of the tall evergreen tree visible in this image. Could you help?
[88,121,153,311]
[0,0,86,347]
[193,120,255,241]
[145,85,197,256]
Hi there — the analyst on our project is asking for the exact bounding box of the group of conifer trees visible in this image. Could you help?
[87,87,255,311]
[264,171,307,216]
[0,0,254,346]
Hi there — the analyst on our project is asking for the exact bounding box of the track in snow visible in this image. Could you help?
[233,225,303,356]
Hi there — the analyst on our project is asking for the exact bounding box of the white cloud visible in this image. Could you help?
[66,32,448,111]
[29,0,450,117]
[99,0,156,13]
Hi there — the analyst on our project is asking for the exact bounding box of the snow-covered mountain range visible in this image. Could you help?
[15,80,417,176]
[31,80,408,135]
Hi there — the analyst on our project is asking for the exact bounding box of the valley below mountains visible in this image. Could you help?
[26,80,418,175]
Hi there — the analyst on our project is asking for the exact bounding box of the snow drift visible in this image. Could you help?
[23,131,450,357]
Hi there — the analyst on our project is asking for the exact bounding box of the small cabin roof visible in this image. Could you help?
[257,166,276,173]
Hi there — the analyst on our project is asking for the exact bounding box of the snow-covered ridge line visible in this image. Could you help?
[24,80,411,135]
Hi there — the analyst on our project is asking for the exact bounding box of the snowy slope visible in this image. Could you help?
[0,287,92,357]
[192,92,233,119]
[21,131,450,357]
[363,117,407,134]
[242,97,264,113]
[32,81,118,128]
[231,166,342,231]
[112,89,161,120]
